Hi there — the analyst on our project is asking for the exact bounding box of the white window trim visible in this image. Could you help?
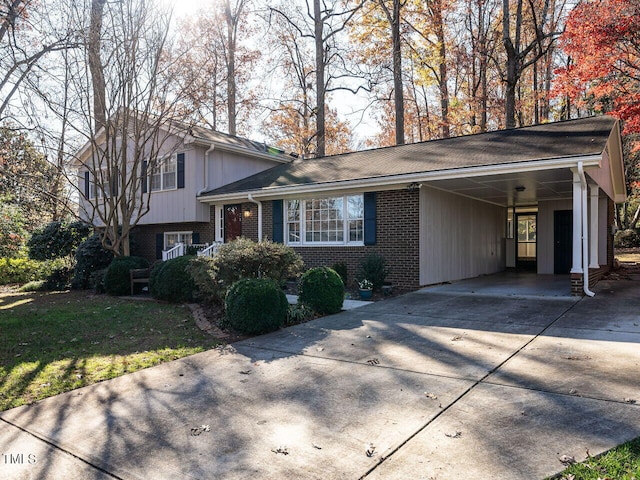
[164,231,193,249]
[87,169,112,200]
[149,154,178,193]
[285,194,364,246]
[215,205,224,243]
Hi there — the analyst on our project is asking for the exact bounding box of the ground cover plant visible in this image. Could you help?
[551,437,640,479]
[0,289,220,411]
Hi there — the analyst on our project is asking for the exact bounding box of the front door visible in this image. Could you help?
[554,210,573,274]
[224,204,242,242]
[516,213,537,271]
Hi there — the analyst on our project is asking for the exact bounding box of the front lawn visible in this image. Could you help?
[551,437,640,479]
[0,289,220,411]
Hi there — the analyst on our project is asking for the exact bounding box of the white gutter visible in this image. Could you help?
[197,144,215,195]
[247,193,262,241]
[198,154,602,204]
[578,161,595,297]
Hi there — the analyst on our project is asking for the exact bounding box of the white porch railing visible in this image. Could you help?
[197,241,223,258]
[162,243,185,261]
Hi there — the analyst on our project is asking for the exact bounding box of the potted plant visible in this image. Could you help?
[358,278,374,300]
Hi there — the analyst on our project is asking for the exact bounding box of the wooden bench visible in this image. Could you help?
[130,268,151,295]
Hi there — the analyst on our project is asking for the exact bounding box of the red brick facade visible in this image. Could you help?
[259,189,421,292]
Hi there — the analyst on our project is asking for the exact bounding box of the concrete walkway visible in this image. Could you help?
[1,277,639,479]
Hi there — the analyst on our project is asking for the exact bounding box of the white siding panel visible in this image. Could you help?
[420,187,506,285]
[208,150,284,191]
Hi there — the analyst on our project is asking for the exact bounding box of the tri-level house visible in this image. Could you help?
[78,116,626,296]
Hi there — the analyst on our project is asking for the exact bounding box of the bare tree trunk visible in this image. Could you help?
[89,0,107,131]
[314,0,326,157]
[434,1,449,138]
[224,0,238,136]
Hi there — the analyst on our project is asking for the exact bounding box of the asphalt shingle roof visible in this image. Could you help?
[199,116,616,197]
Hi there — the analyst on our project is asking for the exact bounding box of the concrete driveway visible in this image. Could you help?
[1,277,639,480]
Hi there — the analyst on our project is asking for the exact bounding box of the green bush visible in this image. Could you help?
[286,303,315,326]
[298,266,344,315]
[185,256,218,303]
[28,221,90,261]
[332,262,348,286]
[104,256,149,296]
[210,238,304,298]
[44,265,73,291]
[72,234,114,289]
[150,255,196,303]
[0,257,42,285]
[357,253,389,290]
[225,278,288,334]
[19,280,46,292]
[90,268,107,293]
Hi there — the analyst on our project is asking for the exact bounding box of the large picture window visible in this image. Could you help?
[286,195,364,245]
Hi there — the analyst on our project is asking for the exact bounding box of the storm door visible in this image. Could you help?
[224,204,242,242]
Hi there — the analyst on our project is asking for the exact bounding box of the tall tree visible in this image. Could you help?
[269,0,364,157]
[554,0,640,135]
[171,0,258,135]
[0,0,75,122]
[499,0,564,128]
[72,0,185,256]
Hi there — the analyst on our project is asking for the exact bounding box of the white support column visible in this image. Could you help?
[589,184,600,269]
[571,169,583,274]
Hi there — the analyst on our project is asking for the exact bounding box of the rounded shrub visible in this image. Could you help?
[72,234,114,289]
[150,255,196,303]
[298,266,344,315]
[225,278,288,335]
[104,256,149,296]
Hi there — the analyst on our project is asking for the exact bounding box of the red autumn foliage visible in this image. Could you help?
[554,0,640,135]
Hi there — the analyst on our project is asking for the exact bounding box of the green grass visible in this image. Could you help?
[551,437,640,479]
[0,289,220,411]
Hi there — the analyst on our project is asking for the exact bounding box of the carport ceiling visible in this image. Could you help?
[426,168,574,207]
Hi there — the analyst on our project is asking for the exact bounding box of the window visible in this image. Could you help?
[85,170,112,199]
[164,231,192,249]
[150,155,177,192]
[286,195,364,245]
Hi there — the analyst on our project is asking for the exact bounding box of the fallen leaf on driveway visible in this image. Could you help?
[424,392,438,399]
[451,336,463,341]
[558,454,576,465]
[271,446,289,455]
[624,398,637,404]
[367,358,380,365]
[312,443,322,450]
[563,355,592,360]
[366,443,376,457]
[445,431,462,438]
[190,425,211,436]
[239,370,252,375]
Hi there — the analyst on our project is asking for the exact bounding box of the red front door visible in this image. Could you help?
[224,204,242,242]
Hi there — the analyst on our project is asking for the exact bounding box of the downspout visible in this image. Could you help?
[577,162,595,297]
[247,193,262,241]
[197,144,215,195]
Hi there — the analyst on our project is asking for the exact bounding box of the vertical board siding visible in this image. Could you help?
[420,187,505,285]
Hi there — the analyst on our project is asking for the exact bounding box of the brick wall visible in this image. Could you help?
[260,189,421,291]
[132,206,216,262]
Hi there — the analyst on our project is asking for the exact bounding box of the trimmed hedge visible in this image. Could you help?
[0,257,42,285]
[150,255,196,303]
[104,256,149,296]
[298,266,344,315]
[225,278,288,334]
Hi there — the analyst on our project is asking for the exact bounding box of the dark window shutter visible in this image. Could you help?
[192,232,200,244]
[155,233,164,260]
[272,200,284,243]
[110,168,118,197]
[177,153,185,189]
[364,192,377,246]
[84,171,90,198]
[141,161,148,194]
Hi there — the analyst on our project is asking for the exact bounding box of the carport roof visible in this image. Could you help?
[198,116,620,202]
